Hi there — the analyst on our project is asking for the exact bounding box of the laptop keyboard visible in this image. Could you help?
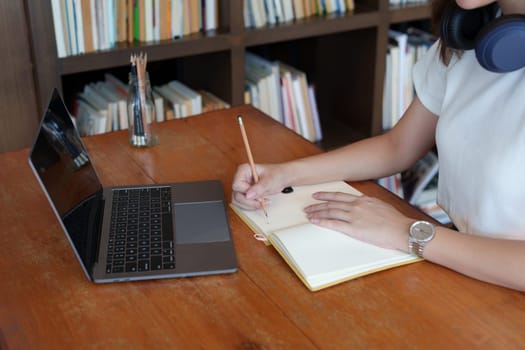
[106,187,175,274]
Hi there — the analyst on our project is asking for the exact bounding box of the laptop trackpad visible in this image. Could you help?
[174,201,230,244]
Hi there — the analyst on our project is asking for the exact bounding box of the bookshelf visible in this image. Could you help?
[21,0,432,151]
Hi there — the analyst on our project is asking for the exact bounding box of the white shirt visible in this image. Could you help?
[412,41,525,239]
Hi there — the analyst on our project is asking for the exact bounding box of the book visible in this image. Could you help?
[230,181,420,291]
[51,0,67,57]
[402,150,439,205]
[80,0,94,52]
[167,80,202,115]
[154,84,188,118]
[307,84,322,142]
[199,90,230,112]
[388,29,408,125]
[171,0,184,38]
[377,172,404,199]
[401,151,451,225]
[92,81,125,131]
[273,0,284,23]
[203,0,218,31]
[65,0,78,55]
[245,52,283,123]
[263,0,276,25]
[281,0,294,22]
[74,98,107,136]
[279,68,298,131]
[77,84,111,133]
[90,0,100,49]
[276,61,319,141]
[382,46,393,131]
[152,90,165,122]
[245,58,272,117]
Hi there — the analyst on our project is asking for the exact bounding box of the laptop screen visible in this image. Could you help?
[29,90,103,273]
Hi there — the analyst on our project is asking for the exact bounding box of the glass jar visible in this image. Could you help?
[127,73,158,147]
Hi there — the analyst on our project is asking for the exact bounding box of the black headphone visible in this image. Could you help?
[440,2,525,72]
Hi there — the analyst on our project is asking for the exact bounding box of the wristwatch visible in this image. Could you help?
[408,220,436,258]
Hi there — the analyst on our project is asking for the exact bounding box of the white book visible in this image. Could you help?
[51,0,67,57]
[382,47,393,131]
[80,84,112,133]
[281,0,294,22]
[403,43,417,112]
[279,82,290,126]
[389,44,400,127]
[154,86,178,118]
[168,80,202,115]
[230,181,420,291]
[295,72,314,142]
[263,0,276,25]
[89,0,99,51]
[245,57,272,117]
[272,0,284,23]
[279,61,315,141]
[204,0,218,31]
[95,0,107,49]
[75,99,106,136]
[336,0,347,13]
[246,52,283,123]
[171,0,184,38]
[279,69,297,132]
[252,0,266,28]
[92,82,120,131]
[98,80,129,130]
[152,91,165,122]
[291,78,309,140]
[65,0,78,54]
[243,0,253,28]
[154,0,160,41]
[74,0,85,54]
[154,85,179,118]
[196,0,203,31]
[245,80,260,111]
[106,0,116,47]
[388,29,408,124]
[145,0,153,41]
[258,75,272,117]
[307,85,322,142]
[154,85,187,118]
[245,77,261,110]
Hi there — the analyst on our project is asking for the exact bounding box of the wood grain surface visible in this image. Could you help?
[0,106,524,349]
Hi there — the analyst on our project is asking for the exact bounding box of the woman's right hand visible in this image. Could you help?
[231,162,288,210]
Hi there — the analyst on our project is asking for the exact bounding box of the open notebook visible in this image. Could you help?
[231,181,420,291]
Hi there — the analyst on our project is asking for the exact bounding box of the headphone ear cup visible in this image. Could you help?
[441,3,494,50]
[476,15,525,72]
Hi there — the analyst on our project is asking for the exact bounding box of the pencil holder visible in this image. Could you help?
[127,73,158,147]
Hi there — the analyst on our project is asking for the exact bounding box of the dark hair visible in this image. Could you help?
[431,0,463,65]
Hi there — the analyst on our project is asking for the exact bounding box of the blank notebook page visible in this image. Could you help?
[270,223,416,287]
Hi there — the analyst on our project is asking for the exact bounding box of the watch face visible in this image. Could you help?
[411,221,435,240]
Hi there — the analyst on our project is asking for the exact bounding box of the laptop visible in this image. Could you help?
[28,89,237,283]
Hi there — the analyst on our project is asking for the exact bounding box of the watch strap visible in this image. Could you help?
[408,240,425,258]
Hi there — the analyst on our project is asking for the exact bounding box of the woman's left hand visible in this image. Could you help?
[304,191,414,252]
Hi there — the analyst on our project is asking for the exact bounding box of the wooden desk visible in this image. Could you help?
[1,106,524,349]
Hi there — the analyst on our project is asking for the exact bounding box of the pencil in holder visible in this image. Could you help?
[127,53,158,147]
